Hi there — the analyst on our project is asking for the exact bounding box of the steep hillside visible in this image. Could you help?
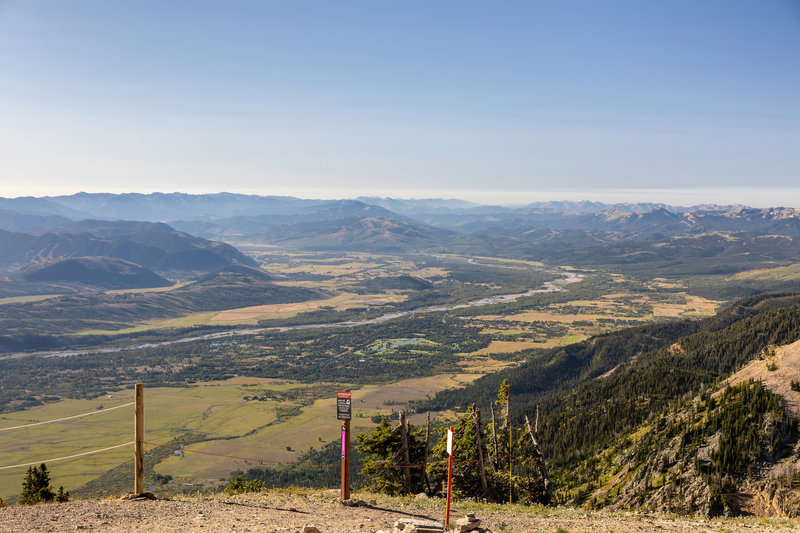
[0,221,255,277]
[19,257,171,290]
[562,379,800,517]
[560,339,800,516]
[416,293,800,515]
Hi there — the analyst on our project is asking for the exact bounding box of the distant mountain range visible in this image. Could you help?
[2,192,800,286]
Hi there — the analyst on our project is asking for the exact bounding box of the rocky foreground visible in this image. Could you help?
[0,489,798,533]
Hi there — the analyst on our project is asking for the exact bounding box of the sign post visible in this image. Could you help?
[337,390,352,501]
[445,426,454,529]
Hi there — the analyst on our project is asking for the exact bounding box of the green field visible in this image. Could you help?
[0,369,493,502]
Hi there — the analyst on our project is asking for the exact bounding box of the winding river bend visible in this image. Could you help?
[17,272,582,360]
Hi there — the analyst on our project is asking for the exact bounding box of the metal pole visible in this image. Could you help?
[134,383,144,495]
[341,419,351,501]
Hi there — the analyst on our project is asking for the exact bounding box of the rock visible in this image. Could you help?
[303,526,321,533]
[368,499,378,506]
[120,491,157,500]
[356,499,368,507]
[341,499,358,507]
[455,516,482,532]
[393,517,444,533]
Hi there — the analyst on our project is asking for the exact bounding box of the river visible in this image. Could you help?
[12,272,582,360]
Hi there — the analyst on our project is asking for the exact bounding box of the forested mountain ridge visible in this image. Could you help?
[416,293,800,515]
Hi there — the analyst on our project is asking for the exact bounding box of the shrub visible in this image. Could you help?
[224,475,264,494]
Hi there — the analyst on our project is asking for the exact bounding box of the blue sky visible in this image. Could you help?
[0,1,798,206]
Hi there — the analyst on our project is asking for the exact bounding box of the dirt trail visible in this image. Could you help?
[1,491,797,533]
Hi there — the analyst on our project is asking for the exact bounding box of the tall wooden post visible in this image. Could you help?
[341,419,351,501]
[134,383,144,495]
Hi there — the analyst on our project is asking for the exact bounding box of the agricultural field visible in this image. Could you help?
[0,369,497,503]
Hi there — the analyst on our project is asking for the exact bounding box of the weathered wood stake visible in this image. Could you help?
[134,383,144,495]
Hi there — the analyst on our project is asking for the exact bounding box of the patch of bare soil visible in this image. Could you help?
[1,491,797,533]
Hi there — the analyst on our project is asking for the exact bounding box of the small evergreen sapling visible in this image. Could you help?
[19,463,67,505]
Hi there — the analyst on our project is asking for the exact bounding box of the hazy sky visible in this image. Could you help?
[1,1,798,206]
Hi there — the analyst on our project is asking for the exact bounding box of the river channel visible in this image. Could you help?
[19,272,582,359]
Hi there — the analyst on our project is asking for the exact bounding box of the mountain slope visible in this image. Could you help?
[19,257,172,290]
[417,293,800,515]
[0,221,256,277]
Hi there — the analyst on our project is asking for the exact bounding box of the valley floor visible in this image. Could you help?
[0,490,797,533]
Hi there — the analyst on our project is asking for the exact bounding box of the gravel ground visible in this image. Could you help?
[1,491,798,533]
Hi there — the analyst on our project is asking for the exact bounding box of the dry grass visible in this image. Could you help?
[472,339,545,355]
[726,338,800,416]
[652,295,719,318]
[208,292,407,324]
[728,263,800,282]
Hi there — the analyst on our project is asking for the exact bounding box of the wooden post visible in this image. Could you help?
[341,419,351,501]
[134,383,144,495]
[399,410,412,494]
[472,404,488,496]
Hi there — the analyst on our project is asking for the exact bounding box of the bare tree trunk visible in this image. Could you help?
[490,403,499,470]
[472,404,488,496]
[423,411,432,494]
[525,413,551,499]
[506,395,512,505]
[399,410,412,494]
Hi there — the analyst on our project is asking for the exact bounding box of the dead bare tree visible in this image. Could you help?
[489,403,499,470]
[399,410,412,494]
[472,404,488,495]
[524,410,551,499]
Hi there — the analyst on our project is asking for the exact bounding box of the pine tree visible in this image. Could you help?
[19,463,56,505]
[356,415,428,495]
[56,486,70,502]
